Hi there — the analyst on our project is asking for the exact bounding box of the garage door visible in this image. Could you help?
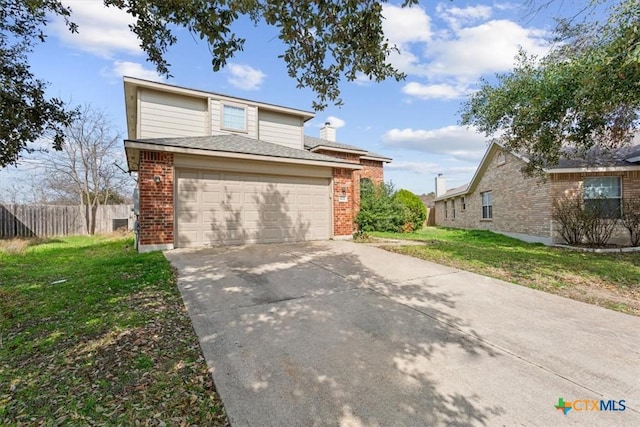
[176,170,331,247]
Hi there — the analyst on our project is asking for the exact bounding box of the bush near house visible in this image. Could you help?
[355,182,425,233]
[394,189,427,232]
[553,195,640,247]
[355,181,405,232]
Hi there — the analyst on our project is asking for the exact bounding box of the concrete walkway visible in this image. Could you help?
[165,241,640,426]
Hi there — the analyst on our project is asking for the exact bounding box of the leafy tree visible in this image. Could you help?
[394,189,427,231]
[1,0,417,166]
[356,180,406,232]
[461,0,640,175]
[0,0,78,167]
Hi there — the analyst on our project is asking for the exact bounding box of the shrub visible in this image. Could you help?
[355,181,406,232]
[394,189,427,231]
[552,196,585,245]
[621,198,640,246]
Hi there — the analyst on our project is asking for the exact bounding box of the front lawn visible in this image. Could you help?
[0,235,228,425]
[370,228,640,315]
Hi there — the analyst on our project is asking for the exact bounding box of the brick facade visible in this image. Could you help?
[435,146,640,245]
[137,151,174,248]
[435,149,552,242]
[550,170,640,245]
[315,150,385,236]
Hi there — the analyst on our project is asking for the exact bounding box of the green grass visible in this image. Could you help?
[0,235,228,425]
[371,227,640,315]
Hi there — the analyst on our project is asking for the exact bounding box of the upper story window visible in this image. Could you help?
[496,151,506,165]
[481,191,493,219]
[222,104,247,132]
[583,177,622,218]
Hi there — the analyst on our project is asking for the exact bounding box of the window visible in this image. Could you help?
[481,191,493,219]
[496,151,506,165]
[452,199,456,219]
[461,196,466,211]
[444,201,448,219]
[222,104,246,131]
[583,177,622,218]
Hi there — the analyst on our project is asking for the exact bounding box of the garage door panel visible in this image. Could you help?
[176,169,330,247]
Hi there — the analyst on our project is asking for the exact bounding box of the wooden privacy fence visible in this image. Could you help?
[0,204,134,238]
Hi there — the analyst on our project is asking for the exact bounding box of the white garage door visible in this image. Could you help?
[176,170,331,247]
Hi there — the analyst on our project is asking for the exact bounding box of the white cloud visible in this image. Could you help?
[381,125,488,162]
[325,116,346,128]
[103,61,164,82]
[387,161,477,176]
[426,19,549,79]
[382,4,432,46]
[227,63,266,91]
[402,82,470,100]
[55,0,140,57]
[436,4,492,30]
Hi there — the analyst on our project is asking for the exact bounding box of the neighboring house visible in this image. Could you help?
[434,141,640,245]
[123,77,391,252]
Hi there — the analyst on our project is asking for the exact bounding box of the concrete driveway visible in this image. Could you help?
[165,241,640,426]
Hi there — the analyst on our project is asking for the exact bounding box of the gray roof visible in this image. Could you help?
[553,144,640,168]
[439,183,469,199]
[304,135,392,161]
[129,134,358,165]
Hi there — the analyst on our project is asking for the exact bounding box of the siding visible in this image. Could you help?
[258,110,304,149]
[435,149,552,241]
[139,89,207,138]
[210,99,258,138]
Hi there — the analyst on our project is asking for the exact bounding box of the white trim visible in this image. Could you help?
[546,166,640,173]
[360,155,392,163]
[138,243,174,253]
[310,145,367,155]
[124,141,363,170]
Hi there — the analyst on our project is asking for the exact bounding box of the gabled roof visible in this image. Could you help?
[435,141,640,201]
[125,134,363,172]
[304,136,392,162]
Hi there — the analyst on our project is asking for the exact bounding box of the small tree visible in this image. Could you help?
[621,198,640,246]
[394,189,427,232]
[552,196,585,245]
[45,105,132,234]
[355,180,406,232]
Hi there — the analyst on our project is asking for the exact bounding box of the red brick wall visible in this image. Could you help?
[332,168,356,236]
[360,159,384,184]
[138,151,174,246]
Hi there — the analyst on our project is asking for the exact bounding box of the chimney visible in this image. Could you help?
[435,174,447,198]
[320,122,336,142]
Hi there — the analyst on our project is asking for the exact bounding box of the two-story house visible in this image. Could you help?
[123,77,390,252]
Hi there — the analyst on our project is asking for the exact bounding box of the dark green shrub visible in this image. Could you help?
[394,189,427,231]
[355,180,406,232]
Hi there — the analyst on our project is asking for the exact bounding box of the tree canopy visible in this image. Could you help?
[1,0,421,168]
[0,0,78,168]
[461,0,640,175]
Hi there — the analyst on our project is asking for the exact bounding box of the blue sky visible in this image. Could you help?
[1,0,575,200]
